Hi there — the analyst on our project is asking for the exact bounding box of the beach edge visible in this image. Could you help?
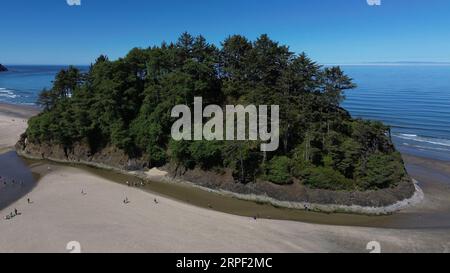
[16,148,424,215]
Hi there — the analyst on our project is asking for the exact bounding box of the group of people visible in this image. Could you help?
[3,197,33,221]
[122,197,160,205]
[4,208,21,220]
[0,175,25,189]
[125,180,145,188]
[1,173,31,221]
[123,180,157,205]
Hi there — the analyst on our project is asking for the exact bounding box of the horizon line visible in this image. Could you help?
[4,61,450,67]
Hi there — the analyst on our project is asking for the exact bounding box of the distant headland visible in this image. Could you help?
[0,64,8,72]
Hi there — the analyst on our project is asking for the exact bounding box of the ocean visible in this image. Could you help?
[1,65,450,161]
[341,65,450,162]
[0,65,88,105]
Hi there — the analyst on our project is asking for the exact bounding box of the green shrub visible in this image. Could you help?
[25,33,405,191]
[189,141,223,170]
[357,152,406,190]
[303,167,354,191]
[264,156,293,185]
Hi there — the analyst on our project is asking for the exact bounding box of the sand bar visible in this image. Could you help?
[1,103,449,253]
[0,103,39,154]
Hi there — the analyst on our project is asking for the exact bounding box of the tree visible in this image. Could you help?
[264,156,293,185]
[26,33,404,191]
[321,66,356,107]
[37,88,57,110]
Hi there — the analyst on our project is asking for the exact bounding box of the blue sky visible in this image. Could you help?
[1,0,450,65]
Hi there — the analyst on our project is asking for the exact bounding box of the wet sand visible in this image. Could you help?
[18,152,450,230]
[1,162,449,253]
[0,152,37,210]
[1,103,450,252]
[0,103,38,154]
[0,104,40,210]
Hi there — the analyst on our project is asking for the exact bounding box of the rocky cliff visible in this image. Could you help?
[16,133,418,213]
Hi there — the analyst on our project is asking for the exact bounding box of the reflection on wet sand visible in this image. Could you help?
[13,152,450,230]
[0,152,38,210]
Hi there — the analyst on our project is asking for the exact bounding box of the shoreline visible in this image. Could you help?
[21,152,450,229]
[0,102,40,118]
[0,103,40,210]
[2,102,450,252]
[0,103,39,154]
[1,101,423,215]
[15,149,425,216]
[3,162,449,253]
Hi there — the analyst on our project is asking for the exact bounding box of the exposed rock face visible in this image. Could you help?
[16,133,417,211]
[0,64,8,72]
[16,134,148,171]
[172,166,416,208]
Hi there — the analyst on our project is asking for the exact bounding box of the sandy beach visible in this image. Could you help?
[0,103,38,154]
[1,103,450,253]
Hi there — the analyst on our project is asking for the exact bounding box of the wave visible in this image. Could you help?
[402,142,450,152]
[394,133,450,148]
[0,88,19,99]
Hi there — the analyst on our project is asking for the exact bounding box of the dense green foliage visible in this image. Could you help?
[263,156,293,185]
[27,33,407,191]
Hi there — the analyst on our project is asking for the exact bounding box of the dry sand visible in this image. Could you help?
[0,103,38,153]
[1,103,450,253]
[1,165,449,253]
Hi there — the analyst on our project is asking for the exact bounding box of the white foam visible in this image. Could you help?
[395,133,450,147]
[402,142,450,152]
[400,134,417,137]
[0,87,18,99]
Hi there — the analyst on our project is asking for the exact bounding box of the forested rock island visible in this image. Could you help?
[16,34,416,210]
